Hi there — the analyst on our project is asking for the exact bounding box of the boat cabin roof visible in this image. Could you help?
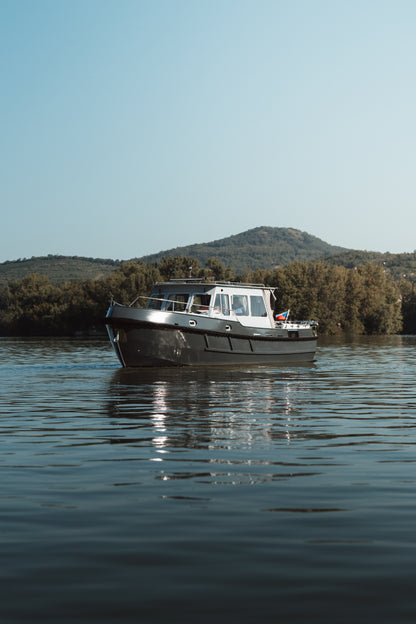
[152,279,271,293]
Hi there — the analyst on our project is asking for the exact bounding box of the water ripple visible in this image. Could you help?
[1,336,416,623]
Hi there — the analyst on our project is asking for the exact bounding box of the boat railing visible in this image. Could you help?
[275,320,318,328]
[128,294,157,307]
[128,295,171,308]
[128,294,211,314]
[155,279,266,287]
[110,295,158,308]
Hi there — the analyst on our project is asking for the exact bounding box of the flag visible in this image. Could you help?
[275,310,289,321]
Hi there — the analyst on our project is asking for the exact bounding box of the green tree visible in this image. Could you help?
[343,268,365,333]
[205,257,234,281]
[358,264,402,334]
[158,256,200,280]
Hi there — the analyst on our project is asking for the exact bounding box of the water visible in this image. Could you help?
[1,335,416,623]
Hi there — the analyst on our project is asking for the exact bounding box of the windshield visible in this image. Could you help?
[191,294,211,314]
[147,293,164,310]
[165,294,189,312]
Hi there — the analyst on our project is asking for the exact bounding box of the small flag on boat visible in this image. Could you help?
[275,310,289,321]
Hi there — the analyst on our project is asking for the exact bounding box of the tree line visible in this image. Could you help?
[0,255,414,336]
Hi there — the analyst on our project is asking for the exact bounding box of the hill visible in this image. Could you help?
[1,228,415,286]
[140,226,348,273]
[0,227,347,284]
[326,249,416,282]
[0,255,121,285]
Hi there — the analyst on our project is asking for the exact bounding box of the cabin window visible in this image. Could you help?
[165,293,188,312]
[191,294,211,314]
[147,292,164,310]
[231,295,249,316]
[213,293,230,316]
[250,295,267,317]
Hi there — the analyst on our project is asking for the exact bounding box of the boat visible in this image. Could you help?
[105,279,318,367]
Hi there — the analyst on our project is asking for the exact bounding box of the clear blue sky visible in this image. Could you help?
[2,0,416,262]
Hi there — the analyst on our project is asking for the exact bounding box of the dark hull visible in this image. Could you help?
[106,306,317,368]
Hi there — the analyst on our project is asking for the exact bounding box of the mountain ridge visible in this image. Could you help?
[138,226,348,273]
[0,226,414,284]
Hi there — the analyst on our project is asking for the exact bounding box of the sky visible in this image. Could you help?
[2,0,416,263]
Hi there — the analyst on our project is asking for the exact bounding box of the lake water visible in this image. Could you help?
[1,335,416,623]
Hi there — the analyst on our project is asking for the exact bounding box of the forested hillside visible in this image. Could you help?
[325,249,416,281]
[0,255,121,285]
[140,226,348,272]
[1,227,416,337]
[0,255,413,336]
[0,227,344,284]
[2,228,415,287]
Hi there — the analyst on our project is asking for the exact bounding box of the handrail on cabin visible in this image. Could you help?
[128,294,208,312]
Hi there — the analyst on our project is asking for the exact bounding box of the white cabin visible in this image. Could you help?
[145,280,276,328]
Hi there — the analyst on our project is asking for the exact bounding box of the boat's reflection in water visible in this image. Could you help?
[106,364,318,483]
